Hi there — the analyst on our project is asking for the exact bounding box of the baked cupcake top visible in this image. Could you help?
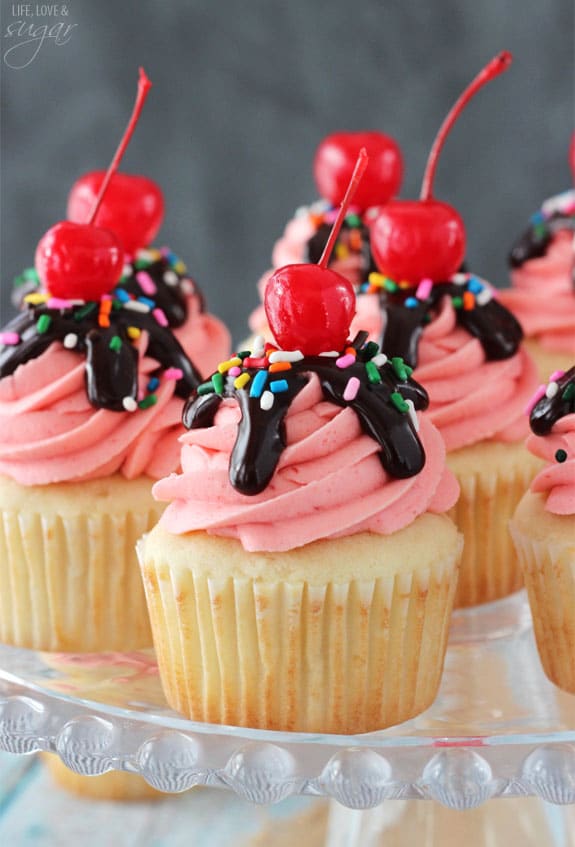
[526,366,575,516]
[498,190,575,355]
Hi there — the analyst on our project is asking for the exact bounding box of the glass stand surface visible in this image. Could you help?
[1,591,574,846]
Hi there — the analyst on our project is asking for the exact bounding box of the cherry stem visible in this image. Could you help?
[318,148,369,269]
[87,68,153,226]
[420,51,512,201]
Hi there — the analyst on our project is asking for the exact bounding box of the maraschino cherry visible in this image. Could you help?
[569,131,575,183]
[35,68,153,301]
[265,149,368,355]
[370,52,512,283]
[314,131,402,210]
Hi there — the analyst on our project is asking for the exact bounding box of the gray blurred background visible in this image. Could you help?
[1,0,573,341]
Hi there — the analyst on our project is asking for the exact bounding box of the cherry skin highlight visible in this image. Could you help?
[265,263,356,355]
[35,221,124,301]
[68,171,164,255]
[314,131,402,210]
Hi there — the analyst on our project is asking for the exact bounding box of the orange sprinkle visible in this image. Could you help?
[269,361,292,373]
[399,280,411,289]
[349,230,362,251]
[310,213,324,228]
[345,347,357,357]
[463,291,475,310]
[100,299,113,315]
[98,315,110,328]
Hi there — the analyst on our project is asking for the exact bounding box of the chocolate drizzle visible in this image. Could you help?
[307,219,377,278]
[0,297,200,412]
[509,212,575,269]
[530,367,575,435]
[183,333,429,496]
[373,276,524,369]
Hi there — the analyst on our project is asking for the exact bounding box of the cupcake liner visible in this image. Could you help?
[0,475,162,651]
[447,442,542,608]
[510,507,575,694]
[140,522,462,734]
[42,754,163,801]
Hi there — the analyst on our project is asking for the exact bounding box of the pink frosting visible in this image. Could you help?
[0,334,185,485]
[174,292,230,376]
[155,374,459,552]
[527,413,575,515]
[499,231,575,354]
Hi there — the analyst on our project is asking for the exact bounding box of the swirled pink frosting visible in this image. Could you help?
[174,291,230,376]
[499,231,575,354]
[527,414,575,515]
[155,374,459,552]
[0,333,186,485]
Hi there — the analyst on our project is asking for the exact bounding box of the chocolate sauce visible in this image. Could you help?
[530,366,575,436]
[123,256,204,326]
[509,213,575,269]
[0,299,200,412]
[183,334,429,496]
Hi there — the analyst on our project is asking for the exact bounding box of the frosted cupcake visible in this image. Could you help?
[140,153,463,734]
[498,188,575,379]
[510,367,575,694]
[0,70,229,651]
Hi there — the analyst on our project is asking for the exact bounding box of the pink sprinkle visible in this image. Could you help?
[336,353,356,369]
[343,376,360,401]
[416,278,433,300]
[525,384,546,416]
[228,366,242,377]
[101,294,112,302]
[324,209,338,224]
[549,370,565,383]
[163,367,183,381]
[153,308,168,327]
[137,271,157,296]
[47,297,74,309]
[160,246,170,257]
[0,332,20,346]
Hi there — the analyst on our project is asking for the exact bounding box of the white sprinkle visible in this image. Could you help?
[268,349,304,364]
[251,335,266,357]
[405,399,420,432]
[310,199,330,213]
[319,351,339,357]
[123,300,150,313]
[122,264,133,278]
[371,353,388,367]
[295,205,311,218]
[260,390,274,411]
[122,397,138,412]
[63,333,78,349]
[181,279,195,296]
[476,288,493,307]
[136,249,156,263]
[163,270,179,286]
[542,189,575,216]
[545,381,559,399]
[451,273,468,286]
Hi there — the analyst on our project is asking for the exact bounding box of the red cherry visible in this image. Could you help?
[371,52,512,283]
[265,264,355,355]
[35,68,152,300]
[569,132,575,183]
[314,131,402,210]
[68,171,164,255]
[35,221,123,300]
[265,149,368,355]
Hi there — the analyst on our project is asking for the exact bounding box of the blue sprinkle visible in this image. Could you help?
[249,369,268,398]
[166,251,180,266]
[114,287,130,303]
[405,297,418,308]
[147,376,160,392]
[138,296,156,308]
[467,277,484,294]
[530,211,545,225]
[270,379,289,394]
[359,282,369,292]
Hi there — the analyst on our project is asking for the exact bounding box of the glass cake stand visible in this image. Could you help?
[1,591,574,846]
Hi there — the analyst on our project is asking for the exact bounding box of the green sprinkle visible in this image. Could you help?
[36,314,52,334]
[212,372,224,395]
[74,302,97,321]
[237,350,251,360]
[365,361,382,384]
[198,381,215,396]
[384,279,398,292]
[346,213,362,228]
[452,296,463,309]
[562,383,575,402]
[112,299,123,311]
[391,356,413,380]
[109,335,122,352]
[134,258,151,270]
[363,341,380,360]
[139,394,158,410]
[390,391,409,413]
[23,267,40,281]
[534,222,548,240]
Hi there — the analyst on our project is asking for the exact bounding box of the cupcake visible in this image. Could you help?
[0,70,229,652]
[42,756,163,801]
[510,367,575,694]
[248,130,402,337]
[498,187,575,380]
[140,153,463,734]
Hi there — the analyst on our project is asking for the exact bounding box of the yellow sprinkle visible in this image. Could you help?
[368,272,385,288]
[150,249,162,261]
[335,243,349,260]
[218,357,242,373]
[174,261,186,274]
[234,372,251,390]
[24,293,48,304]
[127,326,141,340]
